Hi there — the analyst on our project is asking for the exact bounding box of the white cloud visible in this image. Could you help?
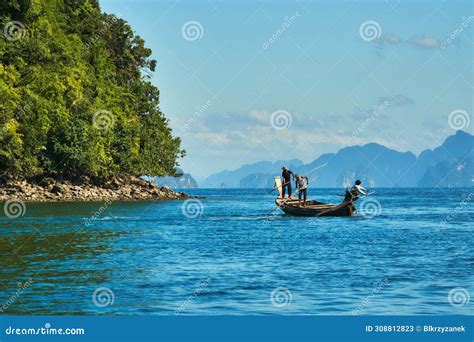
[375,34,402,45]
[409,35,442,49]
[370,33,442,49]
[378,94,415,107]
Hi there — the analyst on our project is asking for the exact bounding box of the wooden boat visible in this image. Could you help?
[273,176,356,217]
[275,197,355,217]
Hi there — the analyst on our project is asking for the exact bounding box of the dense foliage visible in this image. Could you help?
[0,0,184,180]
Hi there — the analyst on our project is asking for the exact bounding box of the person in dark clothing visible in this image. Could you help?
[350,179,367,200]
[344,180,367,202]
[281,166,295,198]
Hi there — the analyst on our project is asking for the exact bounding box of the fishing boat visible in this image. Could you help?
[273,177,356,217]
[275,197,355,217]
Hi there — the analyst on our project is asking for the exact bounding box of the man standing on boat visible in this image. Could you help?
[281,166,295,198]
[350,180,367,199]
[295,174,309,207]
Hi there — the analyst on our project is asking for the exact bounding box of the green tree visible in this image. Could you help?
[0,0,184,180]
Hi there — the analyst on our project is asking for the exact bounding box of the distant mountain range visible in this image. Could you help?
[147,168,198,189]
[201,130,473,188]
[203,159,303,188]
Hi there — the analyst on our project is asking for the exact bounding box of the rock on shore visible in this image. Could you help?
[0,175,189,202]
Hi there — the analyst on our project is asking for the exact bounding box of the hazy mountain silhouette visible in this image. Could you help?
[202,130,473,188]
[148,168,198,189]
[201,159,303,188]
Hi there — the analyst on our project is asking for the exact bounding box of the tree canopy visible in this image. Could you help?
[0,0,184,180]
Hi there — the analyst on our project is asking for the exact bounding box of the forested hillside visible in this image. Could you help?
[0,0,183,181]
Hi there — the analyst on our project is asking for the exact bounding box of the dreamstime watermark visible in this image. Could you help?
[92,110,115,130]
[358,198,382,218]
[442,192,473,225]
[180,100,211,133]
[0,278,34,313]
[181,21,204,41]
[174,278,211,315]
[92,287,115,307]
[3,200,26,218]
[352,100,390,137]
[448,287,470,307]
[3,21,27,41]
[16,101,33,118]
[262,207,279,226]
[84,197,113,226]
[270,287,292,308]
[270,110,292,130]
[5,323,85,336]
[181,199,204,218]
[84,16,119,49]
[440,16,474,49]
[352,277,389,315]
[262,12,300,50]
[359,20,382,42]
[448,109,470,130]
[0,102,33,136]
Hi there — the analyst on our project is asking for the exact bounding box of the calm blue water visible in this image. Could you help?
[0,188,472,315]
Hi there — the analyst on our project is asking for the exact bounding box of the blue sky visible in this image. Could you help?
[101,0,473,180]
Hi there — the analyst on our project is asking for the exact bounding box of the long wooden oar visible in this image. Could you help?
[296,163,327,190]
[305,163,328,175]
[270,163,328,193]
[268,180,290,194]
[337,191,375,197]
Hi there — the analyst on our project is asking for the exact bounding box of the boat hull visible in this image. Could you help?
[275,198,355,217]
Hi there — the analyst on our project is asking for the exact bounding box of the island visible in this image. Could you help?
[0,0,186,201]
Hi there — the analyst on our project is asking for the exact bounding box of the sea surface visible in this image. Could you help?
[0,188,472,315]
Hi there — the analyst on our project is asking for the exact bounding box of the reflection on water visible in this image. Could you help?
[0,189,473,315]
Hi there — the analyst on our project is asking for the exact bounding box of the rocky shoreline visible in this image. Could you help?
[0,175,189,202]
